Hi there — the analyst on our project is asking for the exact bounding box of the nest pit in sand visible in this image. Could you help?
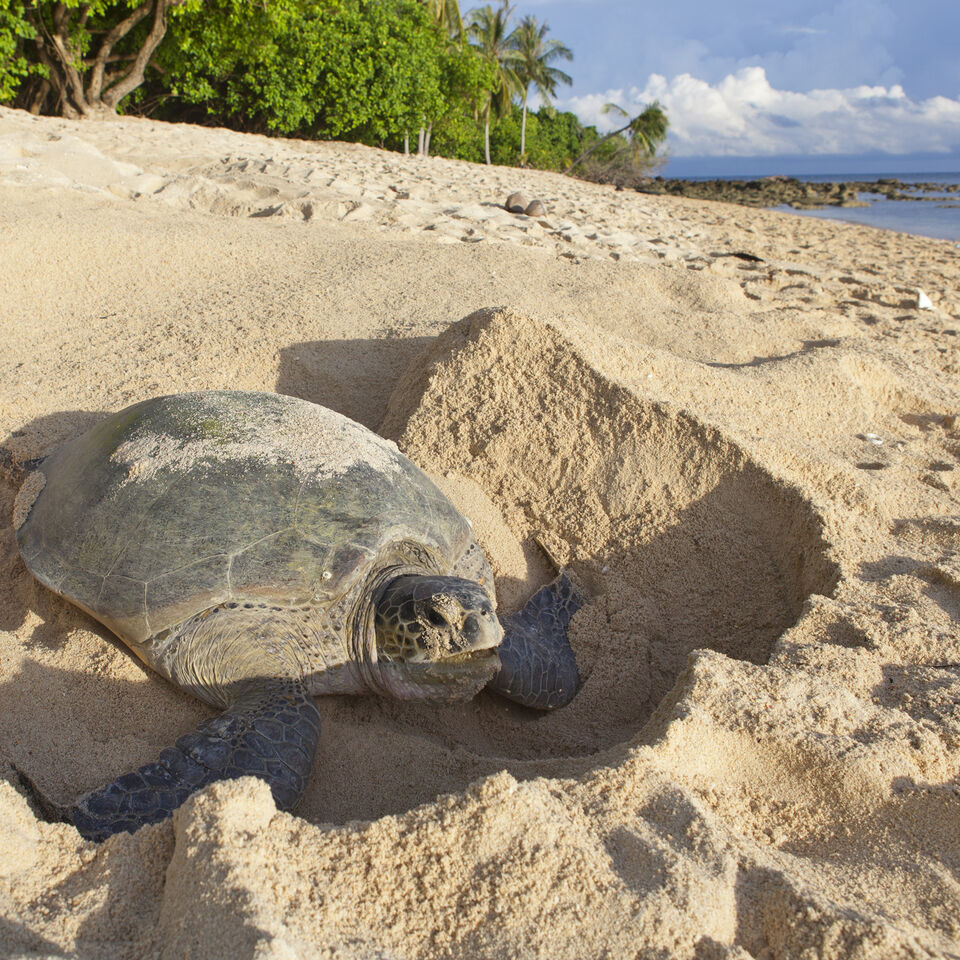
[300,309,840,823]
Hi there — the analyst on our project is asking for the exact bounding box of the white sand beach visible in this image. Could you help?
[1,104,959,959]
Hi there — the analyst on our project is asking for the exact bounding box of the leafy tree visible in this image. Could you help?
[141,0,302,128]
[418,26,493,157]
[521,105,606,170]
[603,101,669,162]
[147,0,452,143]
[466,0,520,165]
[0,0,33,100]
[567,100,669,173]
[411,0,463,155]
[510,14,571,161]
[8,0,193,117]
[461,102,609,171]
[428,101,609,173]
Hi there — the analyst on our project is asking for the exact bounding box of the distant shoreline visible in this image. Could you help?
[659,153,960,180]
[630,175,960,210]
[603,173,960,240]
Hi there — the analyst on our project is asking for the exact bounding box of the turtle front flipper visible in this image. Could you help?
[488,572,583,710]
[70,680,321,842]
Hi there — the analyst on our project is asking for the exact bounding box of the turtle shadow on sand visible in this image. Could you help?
[2,409,109,461]
[0,913,72,959]
[275,335,434,430]
[0,658,207,809]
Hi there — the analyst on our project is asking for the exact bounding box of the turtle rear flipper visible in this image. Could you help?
[71,681,321,842]
[0,447,45,486]
[488,572,583,710]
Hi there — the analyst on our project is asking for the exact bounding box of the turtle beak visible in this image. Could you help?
[455,608,503,655]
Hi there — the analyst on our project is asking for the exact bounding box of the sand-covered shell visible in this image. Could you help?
[16,391,472,661]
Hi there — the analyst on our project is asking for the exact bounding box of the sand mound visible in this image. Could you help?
[270,308,841,824]
[378,308,838,763]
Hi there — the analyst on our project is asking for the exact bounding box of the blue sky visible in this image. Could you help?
[497,0,960,168]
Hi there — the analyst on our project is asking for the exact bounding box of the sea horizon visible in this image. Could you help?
[661,152,960,179]
[653,155,960,242]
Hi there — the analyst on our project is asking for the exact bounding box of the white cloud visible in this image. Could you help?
[558,67,960,156]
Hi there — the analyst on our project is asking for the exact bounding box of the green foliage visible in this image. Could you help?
[521,108,611,170]
[399,32,493,156]
[429,103,613,171]
[149,0,457,141]
[0,0,668,184]
[0,0,33,101]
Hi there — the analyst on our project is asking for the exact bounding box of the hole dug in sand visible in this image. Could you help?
[309,307,838,823]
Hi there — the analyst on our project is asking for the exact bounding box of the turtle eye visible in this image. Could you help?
[425,606,448,628]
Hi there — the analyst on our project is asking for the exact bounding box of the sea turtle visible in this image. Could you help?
[8,391,581,841]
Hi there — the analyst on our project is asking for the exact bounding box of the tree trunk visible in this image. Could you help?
[101,0,174,108]
[24,0,181,118]
[417,126,425,156]
[565,120,632,173]
[520,94,528,160]
[17,75,52,115]
[484,117,491,165]
[26,5,90,117]
[424,122,432,157]
[404,131,409,155]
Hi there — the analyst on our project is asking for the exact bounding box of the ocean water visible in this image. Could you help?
[774,172,960,242]
[689,172,960,242]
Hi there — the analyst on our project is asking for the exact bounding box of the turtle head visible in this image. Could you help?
[373,574,502,701]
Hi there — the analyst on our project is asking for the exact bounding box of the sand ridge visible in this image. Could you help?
[1,106,959,959]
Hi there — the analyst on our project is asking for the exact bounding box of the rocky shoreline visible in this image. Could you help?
[633,175,960,209]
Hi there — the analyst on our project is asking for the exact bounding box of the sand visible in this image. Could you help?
[1,104,959,959]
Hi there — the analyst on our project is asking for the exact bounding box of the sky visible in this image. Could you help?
[505,0,960,172]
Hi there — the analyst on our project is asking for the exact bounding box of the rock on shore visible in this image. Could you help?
[633,175,960,209]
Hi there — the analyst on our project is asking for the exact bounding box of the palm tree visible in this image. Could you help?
[420,0,463,40]
[467,2,522,165]
[511,16,572,161]
[566,100,669,173]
